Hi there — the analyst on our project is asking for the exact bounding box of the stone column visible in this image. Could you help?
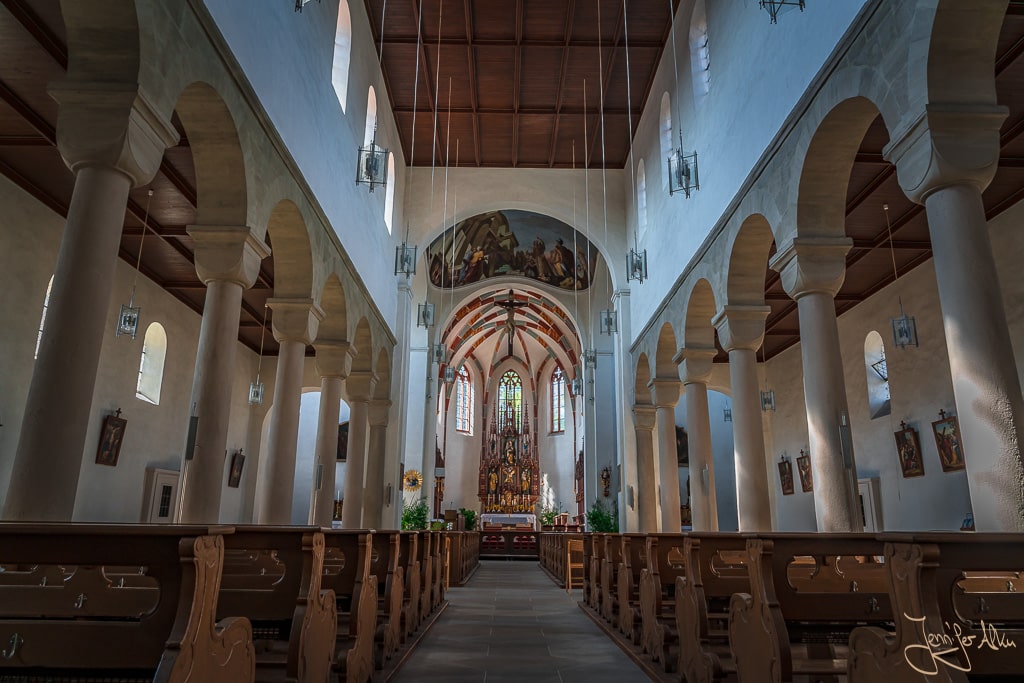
[631,405,659,532]
[4,87,177,521]
[887,104,1024,530]
[713,306,773,531]
[613,289,638,531]
[363,400,392,528]
[772,238,861,531]
[255,300,322,525]
[178,227,270,523]
[342,372,376,529]
[679,347,719,532]
[309,342,352,526]
[650,379,683,532]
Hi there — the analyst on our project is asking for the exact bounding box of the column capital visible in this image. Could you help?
[770,236,852,300]
[884,103,1008,204]
[632,404,658,431]
[315,340,353,379]
[368,400,392,427]
[712,305,771,353]
[50,81,179,186]
[346,371,378,403]
[648,378,681,409]
[188,225,271,288]
[676,346,716,385]
[268,298,324,345]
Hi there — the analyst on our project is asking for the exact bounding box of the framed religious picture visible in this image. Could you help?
[680,504,692,528]
[932,410,966,472]
[894,422,925,478]
[95,410,127,467]
[675,425,689,466]
[336,422,349,461]
[796,451,814,493]
[227,450,245,488]
[778,459,795,496]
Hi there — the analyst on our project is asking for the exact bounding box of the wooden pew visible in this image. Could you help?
[639,534,686,671]
[0,523,255,682]
[585,533,606,611]
[417,531,433,622]
[368,531,403,668]
[600,533,623,624]
[217,526,336,683]
[397,531,420,641]
[675,533,751,683]
[617,533,648,645]
[322,530,377,683]
[848,533,1024,682]
[729,534,892,683]
[431,531,446,610]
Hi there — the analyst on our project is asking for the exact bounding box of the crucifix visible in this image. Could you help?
[495,289,528,357]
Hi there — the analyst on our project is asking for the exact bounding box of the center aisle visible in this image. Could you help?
[392,561,648,683]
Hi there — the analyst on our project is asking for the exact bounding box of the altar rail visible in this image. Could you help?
[480,530,540,558]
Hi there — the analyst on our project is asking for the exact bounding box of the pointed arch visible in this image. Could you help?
[550,365,566,433]
[690,0,710,103]
[136,322,167,405]
[455,365,474,434]
[332,0,353,113]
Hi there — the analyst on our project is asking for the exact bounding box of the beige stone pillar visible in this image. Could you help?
[650,379,683,532]
[255,300,322,525]
[4,87,177,521]
[309,342,352,526]
[178,227,270,523]
[679,347,719,532]
[713,306,773,531]
[632,405,659,532]
[342,372,376,529]
[363,400,392,528]
[772,238,861,531]
[887,104,1024,530]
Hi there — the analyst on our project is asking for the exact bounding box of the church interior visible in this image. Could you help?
[1,0,1023,680]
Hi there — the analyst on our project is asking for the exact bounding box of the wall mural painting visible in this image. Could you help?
[426,209,598,290]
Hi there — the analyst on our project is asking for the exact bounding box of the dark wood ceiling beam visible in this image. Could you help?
[122,224,190,237]
[0,134,50,146]
[392,105,639,115]
[463,0,481,166]
[765,328,800,337]
[512,0,523,168]
[0,157,67,216]
[409,0,445,165]
[378,35,665,48]
[547,0,576,168]
[587,1,625,167]
[0,79,56,143]
[158,159,198,207]
[846,164,896,214]
[765,291,861,302]
[632,1,677,141]
[125,198,195,266]
[0,0,68,68]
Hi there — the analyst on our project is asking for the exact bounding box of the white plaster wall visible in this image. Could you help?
[626,0,869,337]
[0,174,258,522]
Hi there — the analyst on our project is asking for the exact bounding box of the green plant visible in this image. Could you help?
[586,499,618,532]
[401,499,429,530]
[459,507,477,530]
[429,521,446,531]
[539,501,564,526]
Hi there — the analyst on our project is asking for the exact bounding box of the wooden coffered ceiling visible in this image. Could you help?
[364,0,681,168]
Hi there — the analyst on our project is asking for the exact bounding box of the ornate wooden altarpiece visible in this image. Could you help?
[479,403,539,514]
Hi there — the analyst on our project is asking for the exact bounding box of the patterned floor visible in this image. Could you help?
[392,561,649,683]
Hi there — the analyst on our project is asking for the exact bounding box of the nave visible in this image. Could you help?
[393,562,645,683]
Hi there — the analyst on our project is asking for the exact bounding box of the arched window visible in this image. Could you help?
[331,0,352,113]
[498,370,522,432]
[364,86,377,147]
[636,159,649,239]
[690,0,710,104]
[550,367,566,433]
[659,92,673,188]
[136,322,167,405]
[455,366,473,433]
[34,275,54,359]
[864,331,891,419]
[384,152,396,233]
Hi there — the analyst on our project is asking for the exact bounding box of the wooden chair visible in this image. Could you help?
[566,538,585,593]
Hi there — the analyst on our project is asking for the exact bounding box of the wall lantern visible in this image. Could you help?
[295,0,319,12]
[395,243,417,276]
[356,122,389,193]
[443,366,456,384]
[723,404,733,422]
[599,309,617,335]
[668,148,700,198]
[417,302,435,328]
[627,248,648,284]
[431,344,448,365]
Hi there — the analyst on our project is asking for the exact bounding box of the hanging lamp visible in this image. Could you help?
[760,0,805,24]
[760,344,775,412]
[249,304,270,405]
[357,0,390,192]
[664,0,700,198]
[883,204,919,349]
[294,0,319,12]
[594,11,618,333]
[116,189,154,339]
[621,0,647,285]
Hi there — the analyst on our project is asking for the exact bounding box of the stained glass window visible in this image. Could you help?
[498,370,522,431]
[551,367,565,433]
[455,366,473,433]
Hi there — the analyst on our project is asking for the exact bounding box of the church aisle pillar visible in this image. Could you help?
[887,104,1024,530]
[650,379,683,532]
[772,238,860,532]
[310,342,351,526]
[713,306,773,531]
[679,347,719,532]
[632,405,659,532]
[342,372,376,529]
[362,400,392,528]
[4,88,177,521]
[177,228,270,523]
[255,300,322,524]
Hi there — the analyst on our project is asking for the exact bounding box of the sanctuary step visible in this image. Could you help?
[390,561,648,683]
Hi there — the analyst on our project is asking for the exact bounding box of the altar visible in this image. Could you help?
[479,513,536,529]
[478,379,539,515]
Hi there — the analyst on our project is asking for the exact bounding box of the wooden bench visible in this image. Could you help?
[849,532,1024,682]
[0,523,255,682]
[397,531,420,641]
[430,531,446,610]
[217,526,336,683]
[617,533,648,645]
[600,533,623,624]
[322,530,377,683]
[368,531,403,669]
[417,530,434,623]
[639,533,686,671]
[584,533,606,611]
[729,534,892,683]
